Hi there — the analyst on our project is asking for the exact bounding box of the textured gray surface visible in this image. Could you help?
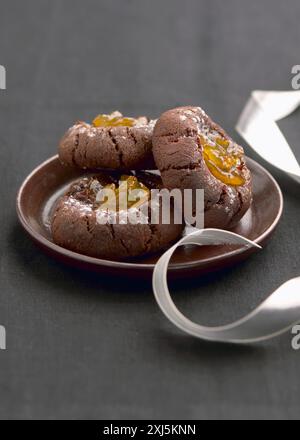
[0,0,300,420]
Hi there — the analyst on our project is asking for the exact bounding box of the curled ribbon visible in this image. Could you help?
[153,228,300,343]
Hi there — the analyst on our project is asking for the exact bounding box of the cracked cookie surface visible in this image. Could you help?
[51,171,183,260]
[152,106,252,229]
[58,112,156,171]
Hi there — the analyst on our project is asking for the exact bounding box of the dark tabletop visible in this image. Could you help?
[0,0,300,420]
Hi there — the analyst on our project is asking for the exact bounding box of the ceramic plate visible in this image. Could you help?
[16,155,283,278]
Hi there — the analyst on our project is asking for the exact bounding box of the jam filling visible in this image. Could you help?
[92,111,136,128]
[200,134,246,186]
[96,175,150,211]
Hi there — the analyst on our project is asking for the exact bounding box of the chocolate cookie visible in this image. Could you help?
[51,171,183,260]
[59,111,156,170]
[152,106,252,229]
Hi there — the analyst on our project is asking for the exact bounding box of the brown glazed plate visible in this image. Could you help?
[16,155,283,278]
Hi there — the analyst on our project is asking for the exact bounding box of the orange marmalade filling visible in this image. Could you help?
[93,111,136,128]
[200,134,245,186]
[98,175,150,211]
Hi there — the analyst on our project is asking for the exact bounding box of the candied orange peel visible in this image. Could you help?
[98,175,150,211]
[92,111,136,128]
[200,135,246,186]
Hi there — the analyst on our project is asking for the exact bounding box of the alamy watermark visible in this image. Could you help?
[291,65,300,90]
[0,325,6,350]
[291,325,300,350]
[0,65,6,90]
[91,178,205,229]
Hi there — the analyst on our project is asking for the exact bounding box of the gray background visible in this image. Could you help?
[0,0,300,420]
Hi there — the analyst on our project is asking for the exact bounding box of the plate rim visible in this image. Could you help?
[16,154,284,272]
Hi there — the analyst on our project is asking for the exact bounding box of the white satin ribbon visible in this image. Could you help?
[236,90,300,184]
[153,228,300,343]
